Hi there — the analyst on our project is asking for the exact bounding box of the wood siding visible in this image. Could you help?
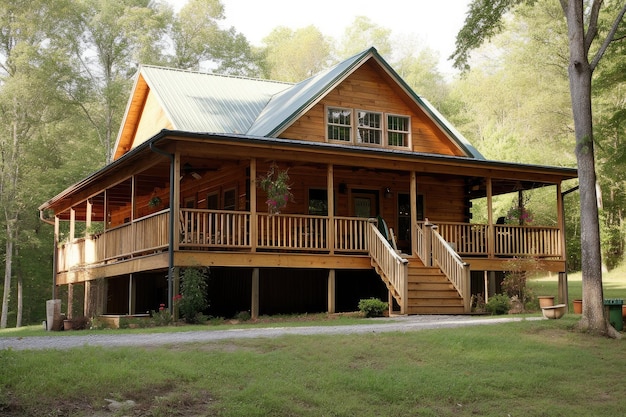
[280,61,465,157]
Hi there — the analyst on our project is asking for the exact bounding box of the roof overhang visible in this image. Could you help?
[40,129,578,216]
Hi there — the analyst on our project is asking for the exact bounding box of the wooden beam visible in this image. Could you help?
[251,268,259,319]
[327,164,335,255]
[327,269,335,314]
[175,252,372,269]
[250,158,258,252]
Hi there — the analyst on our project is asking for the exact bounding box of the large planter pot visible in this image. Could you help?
[538,296,555,308]
[622,304,626,320]
[63,319,73,331]
[573,299,582,314]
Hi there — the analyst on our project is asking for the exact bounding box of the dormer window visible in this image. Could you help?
[327,106,410,148]
[327,107,352,142]
[357,111,382,145]
[387,114,410,147]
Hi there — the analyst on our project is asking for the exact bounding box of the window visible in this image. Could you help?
[387,115,410,147]
[326,106,410,148]
[223,188,236,210]
[308,189,328,215]
[327,107,352,142]
[357,111,382,145]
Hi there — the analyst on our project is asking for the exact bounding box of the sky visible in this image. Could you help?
[167,0,471,76]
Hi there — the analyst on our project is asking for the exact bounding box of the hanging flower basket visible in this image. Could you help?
[506,205,533,225]
[258,163,294,215]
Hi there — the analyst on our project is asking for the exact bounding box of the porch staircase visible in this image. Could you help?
[404,258,465,315]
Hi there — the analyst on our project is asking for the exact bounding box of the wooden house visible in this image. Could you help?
[39,48,577,320]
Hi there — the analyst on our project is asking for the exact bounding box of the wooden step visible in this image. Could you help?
[371,256,467,315]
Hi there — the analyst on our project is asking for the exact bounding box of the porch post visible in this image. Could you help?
[250,158,257,252]
[327,164,335,254]
[486,177,494,257]
[84,281,91,317]
[327,269,335,314]
[69,207,75,241]
[410,172,417,257]
[53,216,59,300]
[556,183,568,309]
[128,274,135,315]
[251,268,260,319]
[85,199,94,265]
[423,219,433,267]
[67,283,73,319]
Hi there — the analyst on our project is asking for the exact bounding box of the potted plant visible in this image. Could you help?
[148,196,162,208]
[258,162,294,215]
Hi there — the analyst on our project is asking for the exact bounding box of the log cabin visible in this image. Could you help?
[39,47,577,320]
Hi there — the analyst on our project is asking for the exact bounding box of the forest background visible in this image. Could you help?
[0,0,624,327]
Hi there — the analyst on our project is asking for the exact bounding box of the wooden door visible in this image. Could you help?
[351,190,379,218]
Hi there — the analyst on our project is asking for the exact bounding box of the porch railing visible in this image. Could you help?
[257,213,327,250]
[56,210,562,275]
[367,220,408,313]
[434,221,562,258]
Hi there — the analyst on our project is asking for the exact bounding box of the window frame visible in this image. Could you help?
[325,106,410,149]
[326,106,353,143]
[356,109,383,146]
[386,113,411,148]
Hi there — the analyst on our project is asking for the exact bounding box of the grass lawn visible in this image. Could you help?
[1,316,626,416]
[2,272,626,416]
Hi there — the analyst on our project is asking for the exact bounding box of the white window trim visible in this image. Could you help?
[325,106,411,149]
[326,106,353,144]
[386,113,412,149]
[356,109,383,147]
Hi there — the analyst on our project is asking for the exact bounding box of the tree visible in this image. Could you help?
[451,0,626,337]
[337,16,392,59]
[0,0,76,327]
[261,26,331,82]
[166,0,262,76]
[68,0,169,164]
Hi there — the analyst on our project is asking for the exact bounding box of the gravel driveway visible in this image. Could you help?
[0,315,542,351]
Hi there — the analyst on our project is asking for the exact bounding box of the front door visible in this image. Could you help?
[352,190,379,218]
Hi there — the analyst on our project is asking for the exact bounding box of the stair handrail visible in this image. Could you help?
[431,226,471,312]
[366,219,409,313]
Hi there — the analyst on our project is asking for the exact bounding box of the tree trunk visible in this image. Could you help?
[563,1,614,336]
[1,231,13,329]
[16,245,22,328]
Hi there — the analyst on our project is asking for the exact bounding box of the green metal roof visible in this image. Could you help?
[139,48,484,159]
[140,66,291,134]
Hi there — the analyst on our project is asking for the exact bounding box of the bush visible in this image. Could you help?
[179,267,209,324]
[358,298,388,318]
[485,293,511,315]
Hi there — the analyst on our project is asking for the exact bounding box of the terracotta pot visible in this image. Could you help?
[63,319,73,331]
[538,296,555,308]
[573,299,582,314]
[572,300,583,314]
[622,304,626,320]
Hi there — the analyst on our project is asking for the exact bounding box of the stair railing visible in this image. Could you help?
[430,226,471,312]
[367,219,409,314]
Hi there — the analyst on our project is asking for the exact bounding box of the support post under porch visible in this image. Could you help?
[251,268,259,319]
[327,269,335,314]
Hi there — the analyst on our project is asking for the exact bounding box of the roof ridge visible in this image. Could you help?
[139,64,294,86]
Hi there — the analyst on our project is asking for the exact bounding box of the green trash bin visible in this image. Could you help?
[604,299,623,331]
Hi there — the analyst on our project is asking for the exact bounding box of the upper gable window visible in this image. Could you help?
[387,115,410,147]
[327,107,352,142]
[327,106,409,148]
[357,111,382,145]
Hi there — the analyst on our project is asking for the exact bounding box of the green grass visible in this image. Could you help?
[4,273,626,416]
[1,318,626,416]
[528,264,626,308]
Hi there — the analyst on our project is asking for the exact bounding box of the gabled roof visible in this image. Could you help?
[139,66,291,134]
[114,47,484,160]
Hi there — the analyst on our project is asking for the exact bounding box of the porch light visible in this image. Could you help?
[384,187,392,199]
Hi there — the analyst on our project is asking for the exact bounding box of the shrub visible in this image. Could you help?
[71,316,90,330]
[358,298,388,318]
[152,304,174,326]
[485,293,511,315]
[179,267,209,324]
